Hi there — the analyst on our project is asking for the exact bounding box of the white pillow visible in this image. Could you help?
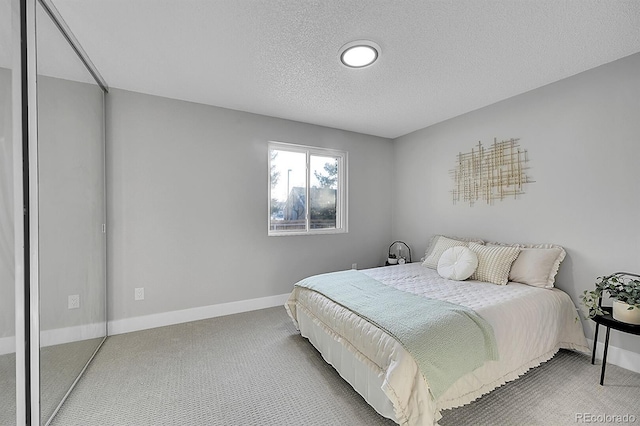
[422,236,469,269]
[437,246,478,281]
[469,242,521,285]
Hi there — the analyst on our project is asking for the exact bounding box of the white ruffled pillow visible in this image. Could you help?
[437,246,478,281]
[422,235,484,267]
[422,236,471,269]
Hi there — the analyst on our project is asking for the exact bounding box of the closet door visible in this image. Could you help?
[35,2,106,423]
[0,0,16,423]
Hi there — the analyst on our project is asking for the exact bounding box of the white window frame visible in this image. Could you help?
[268,141,348,236]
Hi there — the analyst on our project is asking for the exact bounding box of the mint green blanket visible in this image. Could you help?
[295,270,498,399]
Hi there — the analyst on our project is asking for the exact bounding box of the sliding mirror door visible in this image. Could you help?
[0,0,15,423]
[36,2,106,423]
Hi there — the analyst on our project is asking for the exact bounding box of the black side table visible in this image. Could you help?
[591,306,640,385]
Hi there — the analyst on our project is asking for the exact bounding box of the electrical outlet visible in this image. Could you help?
[134,287,145,301]
[352,263,357,270]
[68,294,80,309]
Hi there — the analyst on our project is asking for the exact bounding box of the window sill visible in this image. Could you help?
[268,228,347,237]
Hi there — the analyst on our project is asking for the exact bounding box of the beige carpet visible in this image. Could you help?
[50,307,640,425]
[0,351,16,426]
[40,337,105,423]
[0,337,103,426]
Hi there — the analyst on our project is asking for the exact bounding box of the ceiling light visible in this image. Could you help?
[339,40,380,68]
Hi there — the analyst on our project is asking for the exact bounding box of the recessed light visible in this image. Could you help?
[339,40,380,68]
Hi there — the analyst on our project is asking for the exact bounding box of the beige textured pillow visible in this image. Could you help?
[469,242,521,285]
[422,236,469,269]
[488,242,566,288]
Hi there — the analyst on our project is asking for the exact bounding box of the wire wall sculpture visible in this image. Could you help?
[450,138,534,206]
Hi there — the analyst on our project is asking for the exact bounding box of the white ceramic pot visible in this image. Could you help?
[612,300,640,325]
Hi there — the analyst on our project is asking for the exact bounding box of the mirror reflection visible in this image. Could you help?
[36,2,106,423]
[0,0,15,423]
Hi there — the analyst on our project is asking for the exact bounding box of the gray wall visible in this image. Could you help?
[392,52,640,354]
[0,67,13,339]
[37,75,106,332]
[106,89,393,322]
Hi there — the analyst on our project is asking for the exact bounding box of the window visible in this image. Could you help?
[268,141,347,236]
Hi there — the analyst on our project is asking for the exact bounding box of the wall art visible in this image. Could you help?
[450,138,533,206]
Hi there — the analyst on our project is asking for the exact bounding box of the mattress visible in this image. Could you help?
[285,263,589,425]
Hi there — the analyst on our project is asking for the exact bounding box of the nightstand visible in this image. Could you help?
[591,306,640,385]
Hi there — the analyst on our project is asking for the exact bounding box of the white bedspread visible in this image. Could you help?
[285,263,589,425]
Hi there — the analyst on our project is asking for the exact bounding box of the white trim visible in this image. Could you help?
[588,338,640,375]
[39,322,106,348]
[0,322,106,356]
[108,293,291,335]
[25,0,40,422]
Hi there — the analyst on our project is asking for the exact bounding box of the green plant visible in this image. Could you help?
[581,273,640,318]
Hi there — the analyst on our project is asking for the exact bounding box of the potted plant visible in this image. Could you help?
[581,273,640,325]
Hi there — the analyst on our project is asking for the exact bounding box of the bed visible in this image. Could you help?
[285,261,589,425]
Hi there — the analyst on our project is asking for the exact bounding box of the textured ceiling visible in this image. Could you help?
[51,0,640,139]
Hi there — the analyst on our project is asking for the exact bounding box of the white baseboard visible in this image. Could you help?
[1,295,290,355]
[40,322,106,348]
[588,338,640,374]
[107,293,291,336]
[0,322,106,356]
